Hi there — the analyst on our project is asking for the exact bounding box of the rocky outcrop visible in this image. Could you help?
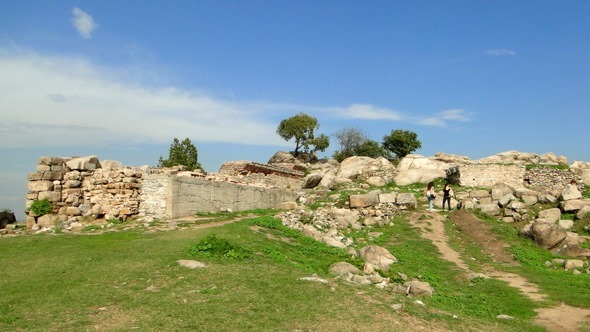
[315,156,395,189]
[571,161,590,185]
[394,154,450,186]
[477,150,568,166]
[0,210,16,229]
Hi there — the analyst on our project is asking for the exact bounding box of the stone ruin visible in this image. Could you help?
[24,156,301,230]
[19,150,590,236]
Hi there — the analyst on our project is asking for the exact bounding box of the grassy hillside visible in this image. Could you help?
[3,203,589,332]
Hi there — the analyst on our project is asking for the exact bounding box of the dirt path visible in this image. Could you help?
[409,210,590,332]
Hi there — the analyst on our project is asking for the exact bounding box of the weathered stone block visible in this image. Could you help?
[28,173,43,181]
[470,190,490,199]
[522,195,538,206]
[36,164,51,172]
[396,193,417,208]
[538,208,561,223]
[349,193,379,208]
[42,171,64,181]
[37,214,57,228]
[64,180,81,188]
[561,199,589,212]
[28,180,53,192]
[66,207,81,216]
[66,156,101,171]
[38,191,61,202]
[379,193,397,203]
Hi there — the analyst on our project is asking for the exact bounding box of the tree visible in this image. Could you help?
[158,137,203,171]
[308,134,330,153]
[276,113,329,156]
[354,139,392,159]
[382,129,422,159]
[333,127,367,161]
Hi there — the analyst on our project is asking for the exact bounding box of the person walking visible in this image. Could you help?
[425,182,436,211]
[442,183,454,211]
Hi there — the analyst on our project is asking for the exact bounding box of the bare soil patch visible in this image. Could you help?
[414,210,590,332]
[448,210,516,264]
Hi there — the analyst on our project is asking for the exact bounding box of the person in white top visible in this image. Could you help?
[425,182,436,211]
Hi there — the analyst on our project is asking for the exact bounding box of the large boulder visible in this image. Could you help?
[329,262,361,276]
[66,156,101,171]
[431,152,471,164]
[394,155,452,185]
[491,183,515,200]
[301,174,323,189]
[359,245,397,272]
[349,193,380,208]
[478,150,567,166]
[394,169,445,186]
[537,208,561,223]
[337,156,393,179]
[560,184,582,201]
[319,156,392,189]
[404,280,435,297]
[267,151,299,164]
[527,221,567,250]
[0,210,17,229]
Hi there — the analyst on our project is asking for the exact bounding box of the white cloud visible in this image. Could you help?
[0,50,470,150]
[485,49,515,56]
[330,104,404,121]
[72,7,98,39]
[0,51,286,149]
[416,109,472,127]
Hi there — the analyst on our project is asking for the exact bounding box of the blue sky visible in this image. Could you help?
[1,1,589,219]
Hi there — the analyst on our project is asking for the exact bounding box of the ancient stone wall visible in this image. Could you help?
[524,167,581,193]
[137,174,169,220]
[166,176,297,218]
[26,156,300,227]
[458,164,526,188]
[26,156,146,227]
[457,164,582,193]
[217,161,304,189]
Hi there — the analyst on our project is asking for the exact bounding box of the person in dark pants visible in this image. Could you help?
[442,183,454,211]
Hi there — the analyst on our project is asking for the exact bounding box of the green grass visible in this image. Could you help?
[379,214,541,331]
[467,212,590,307]
[0,216,552,331]
[2,203,590,331]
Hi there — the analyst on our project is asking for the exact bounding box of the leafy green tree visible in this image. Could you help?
[382,129,422,159]
[354,139,392,159]
[308,134,330,153]
[158,137,203,171]
[276,113,329,156]
[332,128,392,162]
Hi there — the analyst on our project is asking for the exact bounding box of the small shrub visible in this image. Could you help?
[30,199,52,216]
[189,235,250,260]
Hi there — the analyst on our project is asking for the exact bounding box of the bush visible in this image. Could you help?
[30,199,52,216]
[189,235,250,260]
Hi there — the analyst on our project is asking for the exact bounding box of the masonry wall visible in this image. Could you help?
[459,164,526,188]
[167,176,297,218]
[26,156,299,226]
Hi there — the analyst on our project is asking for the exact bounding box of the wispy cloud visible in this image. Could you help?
[72,7,98,39]
[0,49,470,150]
[336,104,404,121]
[417,109,473,127]
[485,49,515,56]
[0,51,287,149]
